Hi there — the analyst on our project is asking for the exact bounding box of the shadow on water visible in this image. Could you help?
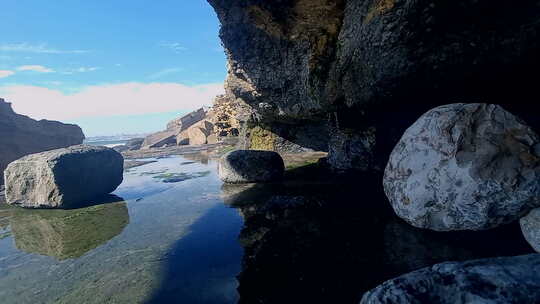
[220,165,534,304]
[146,204,243,304]
[2,195,129,260]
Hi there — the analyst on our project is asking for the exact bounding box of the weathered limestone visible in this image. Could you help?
[166,107,206,131]
[4,145,124,208]
[141,129,179,149]
[0,98,84,184]
[177,120,215,146]
[384,103,540,231]
[521,208,540,253]
[218,150,284,183]
[142,108,208,149]
[360,254,540,304]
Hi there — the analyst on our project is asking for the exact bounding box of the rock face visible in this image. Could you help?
[0,98,85,184]
[521,209,540,253]
[218,150,284,183]
[207,94,244,137]
[360,254,540,304]
[114,138,144,152]
[4,145,124,208]
[166,107,207,131]
[141,107,208,149]
[177,120,215,146]
[141,129,179,149]
[208,0,540,171]
[383,103,540,231]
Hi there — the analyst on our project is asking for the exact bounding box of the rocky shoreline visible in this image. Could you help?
[1,1,540,302]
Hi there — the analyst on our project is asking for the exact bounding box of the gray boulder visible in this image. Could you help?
[521,208,540,253]
[384,103,540,231]
[4,145,123,208]
[218,150,284,183]
[360,254,540,304]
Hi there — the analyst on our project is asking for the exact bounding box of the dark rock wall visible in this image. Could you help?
[0,98,85,184]
[208,0,540,171]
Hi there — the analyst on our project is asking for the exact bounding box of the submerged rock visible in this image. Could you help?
[218,150,284,183]
[384,103,540,231]
[4,145,124,208]
[360,254,540,304]
[521,208,540,253]
[7,200,128,260]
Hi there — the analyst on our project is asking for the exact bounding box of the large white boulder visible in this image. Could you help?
[520,208,540,253]
[4,145,124,208]
[384,103,540,231]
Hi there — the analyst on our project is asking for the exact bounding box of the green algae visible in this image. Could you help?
[8,202,129,260]
[152,171,211,183]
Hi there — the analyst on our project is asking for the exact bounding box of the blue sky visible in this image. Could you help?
[0,0,227,137]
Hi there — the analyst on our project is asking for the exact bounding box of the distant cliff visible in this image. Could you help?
[208,0,540,170]
[0,98,85,184]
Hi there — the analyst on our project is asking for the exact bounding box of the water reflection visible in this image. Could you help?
[226,175,534,303]
[5,200,128,260]
[0,153,534,304]
[183,152,210,165]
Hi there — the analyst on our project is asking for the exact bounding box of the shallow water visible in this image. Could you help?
[0,154,535,303]
[0,156,242,304]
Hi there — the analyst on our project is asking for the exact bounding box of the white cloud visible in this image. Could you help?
[61,66,100,74]
[148,67,184,79]
[0,82,224,121]
[0,70,14,78]
[159,42,187,53]
[0,43,89,54]
[17,65,55,73]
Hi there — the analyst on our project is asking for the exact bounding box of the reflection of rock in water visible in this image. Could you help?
[231,177,534,303]
[182,152,209,165]
[9,201,129,260]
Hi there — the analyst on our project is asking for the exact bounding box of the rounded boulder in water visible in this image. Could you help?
[218,150,284,184]
[383,103,540,231]
[4,145,124,209]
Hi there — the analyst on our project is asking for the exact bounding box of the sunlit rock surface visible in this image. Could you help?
[0,98,84,185]
[5,145,124,208]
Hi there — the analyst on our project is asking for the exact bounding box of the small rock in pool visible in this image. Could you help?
[4,145,124,209]
[383,103,540,231]
[520,208,540,253]
[218,150,284,184]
